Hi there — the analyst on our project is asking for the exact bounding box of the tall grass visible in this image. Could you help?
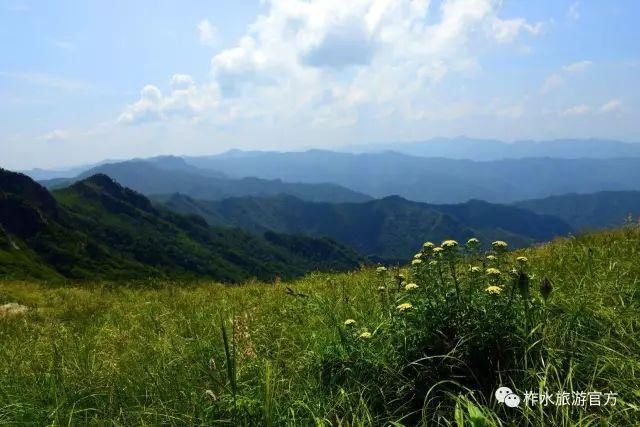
[0,227,639,425]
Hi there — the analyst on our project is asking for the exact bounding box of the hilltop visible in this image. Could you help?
[0,169,360,282]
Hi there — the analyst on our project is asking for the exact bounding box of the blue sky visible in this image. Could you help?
[1,0,639,169]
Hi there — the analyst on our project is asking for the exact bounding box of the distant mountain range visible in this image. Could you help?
[341,138,640,160]
[182,150,640,204]
[0,169,361,282]
[515,191,640,230]
[156,193,572,260]
[39,157,372,203]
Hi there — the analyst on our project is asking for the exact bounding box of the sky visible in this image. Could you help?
[1,0,639,170]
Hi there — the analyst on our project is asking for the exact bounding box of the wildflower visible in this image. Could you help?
[467,237,480,247]
[492,240,508,251]
[404,283,419,291]
[423,241,435,250]
[486,268,501,277]
[429,260,438,267]
[0,303,28,317]
[396,302,413,312]
[433,247,444,255]
[344,319,356,327]
[469,266,482,273]
[413,253,423,259]
[516,256,528,265]
[441,239,459,249]
[359,331,372,339]
[377,285,386,292]
[396,273,406,280]
[486,255,497,262]
[411,259,423,266]
[376,266,387,273]
[485,285,503,295]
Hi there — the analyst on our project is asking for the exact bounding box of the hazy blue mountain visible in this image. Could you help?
[184,150,640,204]
[40,159,372,203]
[515,191,640,230]
[341,138,640,160]
[0,168,361,282]
[157,193,572,260]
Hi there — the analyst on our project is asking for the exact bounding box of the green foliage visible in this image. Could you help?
[0,227,638,425]
[0,169,361,282]
[159,193,571,261]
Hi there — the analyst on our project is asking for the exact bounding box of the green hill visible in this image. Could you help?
[40,158,372,203]
[0,169,360,282]
[515,190,640,230]
[157,193,572,260]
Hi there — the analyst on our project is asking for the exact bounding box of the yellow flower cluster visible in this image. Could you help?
[492,240,508,251]
[516,256,528,264]
[485,285,503,295]
[359,331,372,339]
[344,319,356,326]
[404,283,419,291]
[396,302,413,312]
[441,239,458,249]
[486,268,501,277]
[412,259,423,266]
[469,266,482,273]
[467,237,480,246]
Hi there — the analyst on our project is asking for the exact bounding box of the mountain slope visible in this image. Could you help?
[158,193,572,260]
[514,191,640,230]
[185,150,640,203]
[0,169,360,281]
[41,159,372,203]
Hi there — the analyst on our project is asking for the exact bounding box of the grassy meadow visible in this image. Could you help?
[1,227,639,425]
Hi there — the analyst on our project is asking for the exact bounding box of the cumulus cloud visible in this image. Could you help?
[563,60,592,73]
[118,76,220,125]
[198,19,218,46]
[560,104,590,117]
[541,74,564,94]
[121,0,542,128]
[599,99,622,114]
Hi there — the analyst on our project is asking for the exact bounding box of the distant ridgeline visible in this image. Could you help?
[0,168,361,282]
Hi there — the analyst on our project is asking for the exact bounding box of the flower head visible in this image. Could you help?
[492,241,509,251]
[441,239,459,249]
[396,302,413,313]
[377,285,386,292]
[486,255,498,262]
[469,266,482,273]
[423,241,435,250]
[404,283,419,291]
[429,260,438,267]
[486,268,501,277]
[485,285,503,295]
[359,331,372,339]
[467,237,480,247]
[411,259,423,266]
[376,266,387,274]
[433,247,444,255]
[516,256,528,265]
[413,253,423,259]
[344,319,356,327]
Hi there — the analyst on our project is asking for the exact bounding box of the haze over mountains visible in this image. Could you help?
[6,138,640,273]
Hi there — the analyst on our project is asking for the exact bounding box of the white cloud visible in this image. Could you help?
[41,129,70,142]
[121,0,541,128]
[599,99,622,114]
[563,60,592,73]
[118,77,220,125]
[197,19,218,46]
[560,104,590,117]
